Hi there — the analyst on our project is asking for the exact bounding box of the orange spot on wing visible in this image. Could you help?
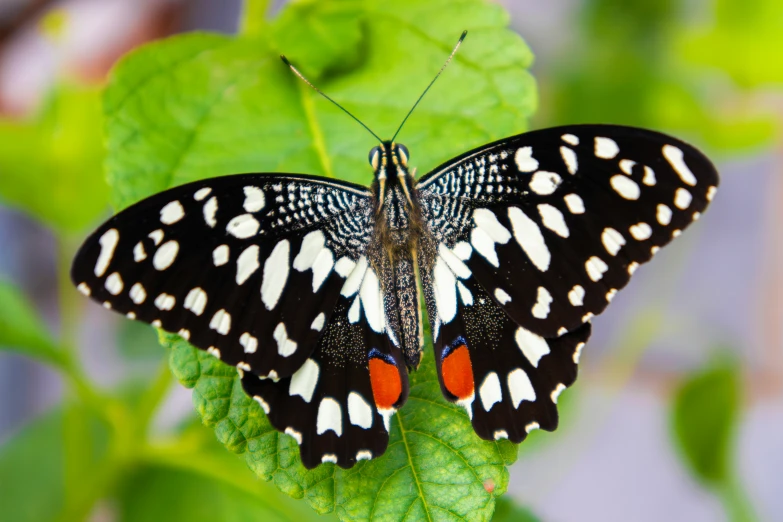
[369,357,402,409]
[442,345,474,400]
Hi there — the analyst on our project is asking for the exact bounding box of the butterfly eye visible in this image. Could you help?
[368,146,381,169]
[397,144,409,166]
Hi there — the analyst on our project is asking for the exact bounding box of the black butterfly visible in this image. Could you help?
[71,33,718,469]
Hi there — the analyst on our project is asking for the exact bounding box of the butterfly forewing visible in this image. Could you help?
[71,174,374,380]
[417,125,718,339]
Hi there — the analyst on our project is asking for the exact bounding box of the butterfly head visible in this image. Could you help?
[368,142,410,181]
[369,142,416,214]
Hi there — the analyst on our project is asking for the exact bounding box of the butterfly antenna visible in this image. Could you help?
[391,30,467,143]
[281,56,383,143]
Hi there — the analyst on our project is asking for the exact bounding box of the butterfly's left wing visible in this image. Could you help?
[415,124,718,441]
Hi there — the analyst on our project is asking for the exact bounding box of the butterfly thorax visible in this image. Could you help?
[368,142,427,368]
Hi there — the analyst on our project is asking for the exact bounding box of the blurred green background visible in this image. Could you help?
[0,0,781,521]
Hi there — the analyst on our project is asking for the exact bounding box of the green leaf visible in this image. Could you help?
[670,358,740,486]
[0,280,63,367]
[492,496,540,522]
[0,84,109,233]
[107,0,534,518]
[270,0,365,78]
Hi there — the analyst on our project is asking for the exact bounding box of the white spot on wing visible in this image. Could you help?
[160,200,185,224]
[663,144,697,186]
[130,283,146,304]
[585,256,609,281]
[529,171,562,195]
[457,281,473,305]
[261,240,290,310]
[516,327,550,367]
[479,372,502,411]
[154,293,175,311]
[563,193,585,214]
[153,240,179,270]
[213,244,229,266]
[283,427,301,443]
[508,207,550,272]
[226,214,259,239]
[311,312,325,331]
[438,243,471,279]
[531,287,552,319]
[514,146,538,172]
[194,187,211,201]
[629,223,653,241]
[133,242,146,262]
[289,358,319,403]
[619,159,636,174]
[340,256,368,297]
[348,391,373,429]
[568,285,584,306]
[360,267,384,333]
[706,186,717,201]
[148,229,164,246]
[601,228,626,256]
[273,322,297,356]
[243,186,265,212]
[254,396,270,414]
[508,368,536,408]
[538,204,569,238]
[595,137,620,159]
[203,197,218,227]
[560,147,578,174]
[209,309,231,335]
[674,187,692,209]
[551,383,567,404]
[236,245,260,285]
[433,255,457,324]
[453,241,472,260]
[573,342,585,363]
[239,332,258,353]
[95,228,119,277]
[610,175,640,200]
[657,204,672,225]
[494,288,511,305]
[105,272,123,295]
[334,257,356,277]
[316,397,343,436]
[77,283,91,296]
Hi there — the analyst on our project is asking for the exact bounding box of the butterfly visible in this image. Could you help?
[71,32,718,469]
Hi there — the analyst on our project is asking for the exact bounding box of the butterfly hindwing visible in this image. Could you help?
[417,124,718,338]
[421,273,591,441]
[71,174,374,380]
[240,294,409,469]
